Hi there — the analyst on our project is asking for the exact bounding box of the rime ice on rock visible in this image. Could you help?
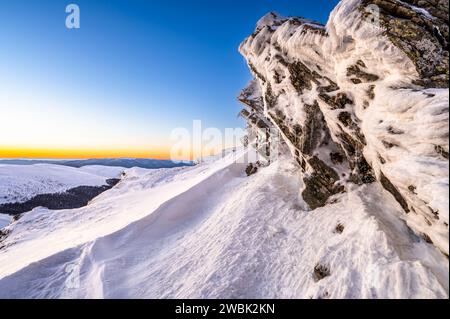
[238,0,449,255]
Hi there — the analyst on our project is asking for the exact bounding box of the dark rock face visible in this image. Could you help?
[347,63,380,83]
[435,144,449,159]
[361,0,449,88]
[314,264,331,281]
[379,172,410,213]
[319,93,353,110]
[239,1,449,254]
[335,223,345,234]
[0,179,120,216]
[0,229,9,241]
[0,229,11,250]
[288,61,320,93]
[245,163,258,176]
[302,157,344,209]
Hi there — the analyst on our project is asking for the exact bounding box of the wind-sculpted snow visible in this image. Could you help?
[0,150,447,298]
[238,0,449,255]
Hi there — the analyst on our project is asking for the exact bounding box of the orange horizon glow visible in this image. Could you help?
[0,145,222,161]
[0,147,174,160]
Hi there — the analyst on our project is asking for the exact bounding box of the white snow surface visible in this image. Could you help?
[0,149,447,298]
[0,164,124,205]
[0,214,11,229]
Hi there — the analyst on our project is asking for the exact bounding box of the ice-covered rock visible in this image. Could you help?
[238,0,449,255]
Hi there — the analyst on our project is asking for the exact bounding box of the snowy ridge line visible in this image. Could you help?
[0,164,125,206]
[0,149,249,280]
[0,155,249,298]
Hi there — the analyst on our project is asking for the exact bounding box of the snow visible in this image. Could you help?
[78,165,125,179]
[0,214,11,229]
[398,0,435,20]
[0,149,447,298]
[0,164,124,205]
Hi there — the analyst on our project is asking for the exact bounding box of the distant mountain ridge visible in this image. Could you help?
[0,158,195,169]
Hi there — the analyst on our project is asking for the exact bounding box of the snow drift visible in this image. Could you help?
[0,149,447,298]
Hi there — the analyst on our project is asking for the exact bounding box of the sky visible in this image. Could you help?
[0,0,340,159]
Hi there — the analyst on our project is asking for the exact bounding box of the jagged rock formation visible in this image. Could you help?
[238,0,449,255]
[238,79,287,164]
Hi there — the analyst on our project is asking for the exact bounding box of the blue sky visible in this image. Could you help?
[0,0,339,159]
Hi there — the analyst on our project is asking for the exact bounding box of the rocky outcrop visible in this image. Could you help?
[238,1,448,254]
[361,0,449,88]
[238,79,281,163]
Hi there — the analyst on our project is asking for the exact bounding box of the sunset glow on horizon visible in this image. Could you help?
[0,147,173,160]
[0,142,234,160]
[0,1,336,161]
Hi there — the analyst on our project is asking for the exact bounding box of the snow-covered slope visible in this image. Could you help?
[0,149,448,298]
[0,164,124,205]
[0,214,11,229]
